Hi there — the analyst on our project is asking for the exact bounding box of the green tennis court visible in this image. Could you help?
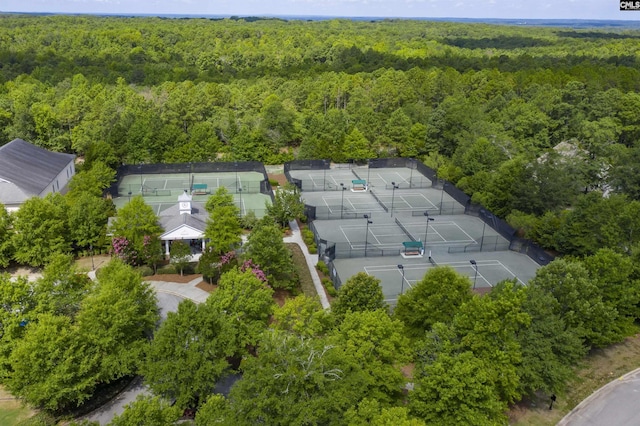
[331,251,540,304]
[112,169,271,218]
[117,171,265,196]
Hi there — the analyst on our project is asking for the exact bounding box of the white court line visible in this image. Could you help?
[368,228,383,245]
[341,228,398,246]
[392,193,438,210]
[375,173,388,184]
[340,224,472,244]
[394,171,410,184]
[322,197,333,210]
[494,260,525,285]
[395,195,414,209]
[308,174,323,189]
[453,222,478,244]
[341,224,400,229]
[340,227,358,249]
[425,225,446,243]
[323,196,371,212]
[365,264,431,273]
[397,222,473,244]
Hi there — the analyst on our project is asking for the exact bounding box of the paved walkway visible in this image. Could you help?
[557,368,640,426]
[284,220,331,309]
[145,276,210,303]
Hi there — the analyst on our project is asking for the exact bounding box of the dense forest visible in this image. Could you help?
[2,14,640,425]
[2,15,640,253]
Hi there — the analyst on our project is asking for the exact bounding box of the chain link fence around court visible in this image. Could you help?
[410,202,466,216]
[321,241,402,261]
[304,204,373,221]
[117,180,265,197]
[109,161,273,199]
[284,159,330,191]
[293,157,555,266]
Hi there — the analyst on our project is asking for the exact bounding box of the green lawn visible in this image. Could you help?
[0,387,35,425]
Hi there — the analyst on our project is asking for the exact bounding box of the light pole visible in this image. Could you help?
[235,162,238,193]
[390,182,399,217]
[340,183,345,219]
[128,191,132,202]
[480,220,486,251]
[364,214,373,257]
[439,181,446,215]
[423,211,434,246]
[139,164,143,194]
[409,158,414,188]
[323,160,328,191]
[238,187,243,216]
[397,264,405,295]
[89,243,95,270]
[470,259,478,289]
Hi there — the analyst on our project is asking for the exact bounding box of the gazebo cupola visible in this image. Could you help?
[178,190,192,215]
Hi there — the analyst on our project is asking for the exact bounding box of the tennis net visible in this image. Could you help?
[395,218,417,242]
[370,190,388,213]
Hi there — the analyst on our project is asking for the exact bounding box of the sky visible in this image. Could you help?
[1,0,637,21]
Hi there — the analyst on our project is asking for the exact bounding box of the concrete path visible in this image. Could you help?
[284,220,331,309]
[145,276,210,303]
[83,278,206,425]
[557,368,640,426]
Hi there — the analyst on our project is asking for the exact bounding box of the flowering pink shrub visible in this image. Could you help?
[220,251,236,265]
[111,236,138,265]
[240,259,268,283]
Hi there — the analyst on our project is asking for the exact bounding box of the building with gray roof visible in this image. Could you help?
[0,139,76,211]
[158,190,208,257]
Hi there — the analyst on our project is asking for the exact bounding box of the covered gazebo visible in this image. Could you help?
[158,190,208,258]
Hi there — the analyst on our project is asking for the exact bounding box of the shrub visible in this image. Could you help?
[308,243,317,254]
[323,278,338,297]
[269,178,280,187]
[156,264,176,275]
[240,210,259,230]
[301,228,316,248]
[136,266,154,276]
[316,261,329,276]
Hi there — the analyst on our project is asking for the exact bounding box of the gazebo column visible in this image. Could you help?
[202,239,206,251]
[165,240,170,256]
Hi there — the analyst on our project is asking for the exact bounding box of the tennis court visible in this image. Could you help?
[313,215,508,254]
[303,190,387,216]
[358,167,432,190]
[331,250,540,304]
[288,166,433,192]
[112,170,271,217]
[117,171,266,196]
[370,190,438,213]
[112,191,271,217]
[287,168,364,192]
